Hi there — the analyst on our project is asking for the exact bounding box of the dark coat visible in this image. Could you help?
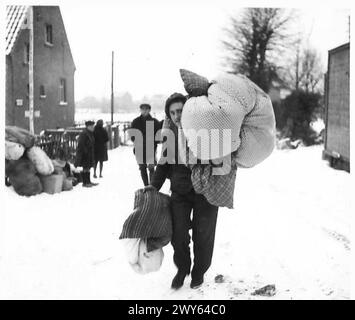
[94,126,109,162]
[150,117,193,194]
[130,114,161,164]
[75,128,95,168]
[151,163,193,195]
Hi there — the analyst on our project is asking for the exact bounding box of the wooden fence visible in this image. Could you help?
[36,121,132,163]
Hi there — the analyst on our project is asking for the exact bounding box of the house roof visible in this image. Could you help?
[5,6,29,54]
[6,5,29,55]
[328,42,350,55]
[6,6,75,70]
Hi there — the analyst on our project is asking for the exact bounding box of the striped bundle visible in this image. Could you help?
[119,189,172,252]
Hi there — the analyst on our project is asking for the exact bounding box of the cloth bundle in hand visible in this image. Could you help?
[26,146,54,176]
[180,70,276,168]
[120,189,172,252]
[5,159,43,196]
[123,238,164,274]
[5,141,25,160]
[5,126,35,149]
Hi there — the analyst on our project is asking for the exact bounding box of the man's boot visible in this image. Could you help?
[171,270,188,290]
[87,172,99,186]
[190,274,204,289]
[82,172,92,188]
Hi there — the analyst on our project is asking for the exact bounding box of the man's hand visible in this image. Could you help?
[147,164,155,170]
[143,185,157,193]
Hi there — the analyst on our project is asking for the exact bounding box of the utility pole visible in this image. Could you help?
[111,51,114,125]
[28,6,34,134]
[295,45,300,91]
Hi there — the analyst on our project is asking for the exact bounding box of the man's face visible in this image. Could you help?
[169,102,184,127]
[140,108,150,117]
[87,125,94,132]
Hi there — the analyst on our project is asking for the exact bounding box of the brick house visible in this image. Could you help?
[6,5,75,134]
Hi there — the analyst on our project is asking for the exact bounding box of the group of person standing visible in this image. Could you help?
[75,119,109,188]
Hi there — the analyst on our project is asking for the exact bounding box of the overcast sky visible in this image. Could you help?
[5,0,351,101]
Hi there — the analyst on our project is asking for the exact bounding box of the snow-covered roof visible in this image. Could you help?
[6,5,29,55]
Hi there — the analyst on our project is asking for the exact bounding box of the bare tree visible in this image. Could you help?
[222,8,294,92]
[299,47,323,93]
[286,43,324,93]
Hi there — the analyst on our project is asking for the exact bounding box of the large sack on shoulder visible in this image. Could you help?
[27,146,54,175]
[182,88,243,160]
[123,238,164,274]
[5,126,35,148]
[5,159,43,196]
[5,141,25,160]
[180,71,276,167]
[217,75,276,168]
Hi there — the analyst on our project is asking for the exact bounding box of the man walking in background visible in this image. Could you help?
[130,104,161,186]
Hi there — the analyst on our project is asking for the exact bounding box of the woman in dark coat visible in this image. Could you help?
[93,119,109,178]
[75,120,98,187]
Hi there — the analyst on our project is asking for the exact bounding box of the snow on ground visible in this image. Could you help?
[0,145,351,300]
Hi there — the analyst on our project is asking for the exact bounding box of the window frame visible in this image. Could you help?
[24,42,29,64]
[39,85,46,99]
[59,78,67,105]
[45,23,53,46]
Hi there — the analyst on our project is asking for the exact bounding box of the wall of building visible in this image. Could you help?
[5,6,75,134]
[325,43,350,160]
[5,55,14,126]
[32,6,75,133]
[6,28,31,130]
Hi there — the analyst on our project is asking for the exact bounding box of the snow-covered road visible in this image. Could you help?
[0,145,351,299]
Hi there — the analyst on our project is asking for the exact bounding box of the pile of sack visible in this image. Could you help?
[5,126,79,196]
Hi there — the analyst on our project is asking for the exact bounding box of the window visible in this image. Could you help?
[45,24,53,45]
[26,84,29,98]
[24,43,29,63]
[59,79,67,104]
[40,85,46,98]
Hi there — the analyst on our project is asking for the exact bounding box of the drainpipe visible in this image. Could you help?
[28,6,34,134]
